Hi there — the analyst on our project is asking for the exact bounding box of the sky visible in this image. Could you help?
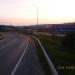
[0,0,75,26]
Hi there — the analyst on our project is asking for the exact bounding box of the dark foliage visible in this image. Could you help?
[61,32,75,51]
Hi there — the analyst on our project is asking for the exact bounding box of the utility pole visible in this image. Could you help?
[37,7,38,25]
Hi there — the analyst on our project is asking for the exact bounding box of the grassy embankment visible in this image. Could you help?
[34,34,75,75]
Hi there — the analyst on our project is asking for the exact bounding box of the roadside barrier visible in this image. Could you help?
[29,35,59,75]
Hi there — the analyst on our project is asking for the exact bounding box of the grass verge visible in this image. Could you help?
[34,34,75,75]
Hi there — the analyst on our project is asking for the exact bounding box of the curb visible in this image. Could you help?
[29,35,59,75]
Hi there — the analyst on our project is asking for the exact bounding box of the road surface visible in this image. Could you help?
[0,33,44,75]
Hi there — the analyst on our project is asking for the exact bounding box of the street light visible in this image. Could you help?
[33,0,39,25]
[37,7,38,25]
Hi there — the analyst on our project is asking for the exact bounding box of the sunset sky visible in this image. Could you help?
[0,0,75,25]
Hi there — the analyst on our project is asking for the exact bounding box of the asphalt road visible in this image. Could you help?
[0,33,44,75]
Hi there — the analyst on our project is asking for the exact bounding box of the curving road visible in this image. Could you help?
[0,33,44,75]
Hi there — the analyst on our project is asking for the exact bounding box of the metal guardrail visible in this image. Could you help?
[29,35,59,75]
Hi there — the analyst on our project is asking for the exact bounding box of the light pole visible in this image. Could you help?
[37,7,38,25]
[33,0,38,25]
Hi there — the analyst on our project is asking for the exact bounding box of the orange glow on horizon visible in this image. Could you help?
[0,18,75,26]
[0,0,75,25]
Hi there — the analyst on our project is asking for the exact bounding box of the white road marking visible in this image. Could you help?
[11,39,29,75]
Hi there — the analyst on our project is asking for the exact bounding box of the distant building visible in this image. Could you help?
[51,24,75,33]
